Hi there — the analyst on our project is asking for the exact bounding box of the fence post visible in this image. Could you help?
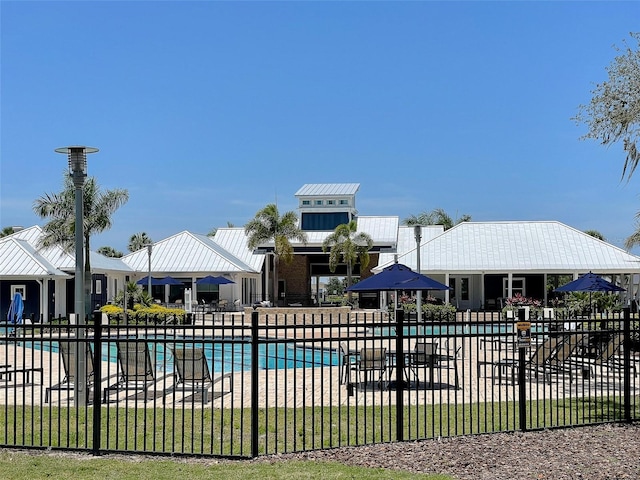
[92,310,102,455]
[517,308,527,432]
[623,307,631,423]
[251,308,259,457]
[395,308,404,442]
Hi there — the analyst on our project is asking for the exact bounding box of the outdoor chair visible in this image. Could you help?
[568,332,636,379]
[524,333,588,384]
[436,345,462,390]
[45,341,95,403]
[164,347,233,404]
[338,342,358,385]
[409,341,438,386]
[356,347,387,388]
[103,341,156,403]
[410,342,461,389]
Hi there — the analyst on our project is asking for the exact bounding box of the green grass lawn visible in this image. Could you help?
[0,452,452,480]
[0,396,637,457]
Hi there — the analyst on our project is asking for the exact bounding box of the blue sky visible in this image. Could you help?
[2,1,639,254]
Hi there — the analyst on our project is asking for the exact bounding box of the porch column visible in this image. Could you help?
[265,255,271,302]
[445,273,451,304]
[507,273,513,299]
[54,278,67,317]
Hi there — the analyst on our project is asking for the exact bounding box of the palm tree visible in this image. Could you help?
[128,232,153,252]
[625,219,640,250]
[33,173,129,313]
[245,204,307,304]
[97,246,123,258]
[584,229,606,241]
[402,208,471,230]
[0,226,17,237]
[322,221,373,304]
[402,212,432,226]
[208,222,235,237]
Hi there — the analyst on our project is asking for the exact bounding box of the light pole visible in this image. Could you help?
[55,145,98,407]
[414,225,422,323]
[146,243,153,299]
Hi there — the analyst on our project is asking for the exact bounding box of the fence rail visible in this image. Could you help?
[0,308,638,457]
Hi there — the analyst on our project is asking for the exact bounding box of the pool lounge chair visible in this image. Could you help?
[103,341,156,403]
[45,341,95,403]
[568,332,637,378]
[163,347,233,404]
[527,333,588,383]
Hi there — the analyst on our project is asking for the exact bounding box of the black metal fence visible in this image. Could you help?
[0,307,638,458]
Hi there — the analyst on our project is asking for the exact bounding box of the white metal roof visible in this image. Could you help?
[377,221,640,274]
[4,225,131,273]
[90,252,134,273]
[122,230,260,274]
[209,228,265,272]
[0,237,69,278]
[10,226,76,270]
[376,225,445,270]
[295,183,360,196]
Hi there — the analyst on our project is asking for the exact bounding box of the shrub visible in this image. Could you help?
[423,303,456,321]
[100,304,186,324]
[502,294,543,319]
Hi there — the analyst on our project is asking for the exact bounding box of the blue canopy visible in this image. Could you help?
[555,272,626,293]
[196,275,235,285]
[136,276,162,286]
[7,292,24,324]
[393,275,451,291]
[136,276,183,286]
[346,263,451,292]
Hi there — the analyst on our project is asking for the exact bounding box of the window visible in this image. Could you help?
[301,212,350,230]
[460,278,470,301]
[302,200,310,206]
[11,285,26,300]
[327,200,335,205]
[339,199,348,205]
[315,200,323,206]
[503,277,526,298]
[95,279,102,295]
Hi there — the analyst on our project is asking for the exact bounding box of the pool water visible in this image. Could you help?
[147,341,339,373]
[22,339,339,374]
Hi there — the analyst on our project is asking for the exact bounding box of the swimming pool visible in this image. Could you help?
[22,338,339,374]
[145,340,339,373]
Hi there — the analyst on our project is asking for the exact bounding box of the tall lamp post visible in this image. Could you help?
[55,145,98,407]
[146,243,153,298]
[414,225,422,323]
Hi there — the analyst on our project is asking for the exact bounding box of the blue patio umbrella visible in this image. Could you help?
[7,292,24,324]
[137,276,183,286]
[157,276,184,286]
[196,275,235,285]
[136,276,162,286]
[393,275,452,292]
[555,272,625,317]
[346,263,450,291]
[346,264,451,391]
[555,272,625,293]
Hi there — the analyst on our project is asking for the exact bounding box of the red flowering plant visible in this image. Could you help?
[502,294,543,319]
